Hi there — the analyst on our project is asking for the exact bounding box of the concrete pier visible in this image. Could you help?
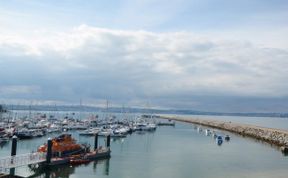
[160,116,288,149]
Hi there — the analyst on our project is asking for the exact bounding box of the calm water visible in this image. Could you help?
[165,114,288,130]
[1,118,288,178]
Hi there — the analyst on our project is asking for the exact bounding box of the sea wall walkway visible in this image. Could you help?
[160,115,288,148]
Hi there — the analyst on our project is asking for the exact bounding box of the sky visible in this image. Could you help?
[0,0,288,112]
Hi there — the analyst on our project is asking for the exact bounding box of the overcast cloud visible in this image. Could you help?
[0,0,288,112]
[0,25,288,112]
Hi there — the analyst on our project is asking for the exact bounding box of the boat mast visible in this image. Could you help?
[29,101,32,120]
[105,100,109,120]
[79,98,82,120]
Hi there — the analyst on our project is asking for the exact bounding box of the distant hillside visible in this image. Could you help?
[1,104,288,118]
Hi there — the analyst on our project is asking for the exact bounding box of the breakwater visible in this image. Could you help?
[160,116,288,149]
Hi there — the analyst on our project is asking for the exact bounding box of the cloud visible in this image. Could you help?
[0,85,41,96]
[0,25,288,111]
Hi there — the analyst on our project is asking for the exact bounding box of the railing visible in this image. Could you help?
[0,152,46,170]
[0,167,7,174]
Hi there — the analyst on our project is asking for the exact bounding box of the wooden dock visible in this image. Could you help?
[0,134,111,176]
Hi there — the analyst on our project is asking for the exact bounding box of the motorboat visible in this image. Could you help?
[135,123,156,131]
[205,129,211,136]
[98,129,127,138]
[14,128,35,139]
[197,127,202,132]
[79,128,100,136]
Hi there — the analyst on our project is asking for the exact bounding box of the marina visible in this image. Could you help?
[0,110,288,177]
[1,0,288,177]
[0,109,163,177]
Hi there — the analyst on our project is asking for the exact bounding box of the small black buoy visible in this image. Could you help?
[281,146,288,154]
[225,135,230,141]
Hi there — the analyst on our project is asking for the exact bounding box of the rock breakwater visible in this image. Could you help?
[160,116,288,148]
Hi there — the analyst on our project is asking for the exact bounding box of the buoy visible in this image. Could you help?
[281,146,288,154]
[216,136,223,145]
[225,135,230,141]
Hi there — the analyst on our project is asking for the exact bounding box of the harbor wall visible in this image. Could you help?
[160,116,288,147]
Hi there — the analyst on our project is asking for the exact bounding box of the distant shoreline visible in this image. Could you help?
[1,104,288,118]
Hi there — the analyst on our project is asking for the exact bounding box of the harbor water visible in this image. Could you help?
[0,114,288,178]
[182,114,288,130]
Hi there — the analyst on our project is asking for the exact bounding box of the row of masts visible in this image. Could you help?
[1,99,154,121]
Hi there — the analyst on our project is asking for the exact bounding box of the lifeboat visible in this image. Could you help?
[37,134,89,157]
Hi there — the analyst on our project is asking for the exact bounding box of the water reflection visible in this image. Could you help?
[28,158,110,178]
[111,138,125,143]
[92,157,110,176]
[0,141,9,148]
[281,151,288,156]
[29,164,75,178]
